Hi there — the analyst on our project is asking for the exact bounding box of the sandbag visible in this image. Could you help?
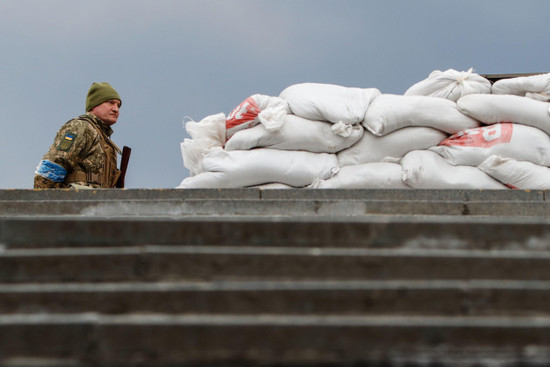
[478,155,550,190]
[429,123,550,167]
[311,162,408,189]
[401,150,506,189]
[177,148,338,189]
[225,114,364,153]
[362,94,480,136]
[491,73,550,101]
[337,126,447,167]
[405,68,491,102]
[185,112,226,143]
[226,94,290,139]
[180,113,226,175]
[180,140,220,177]
[279,83,381,125]
[457,94,550,135]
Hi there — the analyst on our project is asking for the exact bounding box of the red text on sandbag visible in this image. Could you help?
[226,97,261,129]
[439,123,513,148]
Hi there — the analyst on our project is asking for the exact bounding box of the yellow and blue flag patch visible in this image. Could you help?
[57,132,77,151]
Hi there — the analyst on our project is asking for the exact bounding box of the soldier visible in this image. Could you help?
[34,82,123,189]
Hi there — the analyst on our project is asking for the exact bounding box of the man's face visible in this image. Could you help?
[89,99,121,126]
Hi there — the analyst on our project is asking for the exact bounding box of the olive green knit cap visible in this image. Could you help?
[85,82,121,112]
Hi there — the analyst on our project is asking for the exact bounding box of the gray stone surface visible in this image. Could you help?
[2,246,550,283]
[3,215,550,249]
[259,187,547,201]
[0,188,261,201]
[2,188,550,366]
[2,279,550,316]
[2,314,550,366]
[1,188,549,219]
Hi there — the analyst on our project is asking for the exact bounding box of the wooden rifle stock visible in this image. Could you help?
[115,146,131,188]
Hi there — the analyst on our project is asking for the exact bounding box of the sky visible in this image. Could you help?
[1,0,549,189]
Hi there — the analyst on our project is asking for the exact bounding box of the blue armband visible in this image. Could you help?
[35,160,67,182]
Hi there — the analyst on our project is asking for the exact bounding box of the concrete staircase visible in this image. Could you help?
[1,188,550,366]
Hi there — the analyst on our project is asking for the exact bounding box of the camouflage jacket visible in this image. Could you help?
[34,113,121,189]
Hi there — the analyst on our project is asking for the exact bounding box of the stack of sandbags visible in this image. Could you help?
[318,70,485,189]
[302,71,492,189]
[447,85,550,189]
[335,71,550,190]
[178,70,550,190]
[179,83,378,188]
[425,122,550,190]
[402,72,550,190]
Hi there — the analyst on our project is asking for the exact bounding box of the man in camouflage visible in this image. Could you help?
[34,82,123,189]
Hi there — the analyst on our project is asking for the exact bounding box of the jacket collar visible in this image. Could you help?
[85,112,114,137]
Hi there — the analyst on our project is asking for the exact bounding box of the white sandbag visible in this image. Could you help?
[225,114,364,153]
[405,68,491,102]
[362,94,480,136]
[185,113,226,144]
[401,150,506,189]
[457,94,550,135]
[279,83,381,125]
[491,73,550,101]
[180,113,227,176]
[180,140,223,176]
[177,148,338,189]
[429,123,550,167]
[337,126,447,167]
[226,94,290,139]
[478,155,550,190]
[311,162,409,189]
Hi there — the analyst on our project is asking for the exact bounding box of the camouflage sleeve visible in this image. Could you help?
[34,119,98,188]
[33,174,63,189]
[41,119,98,174]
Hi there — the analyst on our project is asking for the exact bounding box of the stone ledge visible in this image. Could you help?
[2,314,550,366]
[0,188,546,202]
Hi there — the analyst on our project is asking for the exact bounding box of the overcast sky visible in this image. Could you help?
[1,0,548,189]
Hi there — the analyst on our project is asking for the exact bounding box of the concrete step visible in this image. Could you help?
[1,188,548,218]
[3,198,550,217]
[3,216,550,250]
[3,188,545,201]
[1,313,550,366]
[2,280,550,316]
[2,246,550,283]
[2,189,550,366]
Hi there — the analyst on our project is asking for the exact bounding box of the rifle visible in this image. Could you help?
[115,146,132,188]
